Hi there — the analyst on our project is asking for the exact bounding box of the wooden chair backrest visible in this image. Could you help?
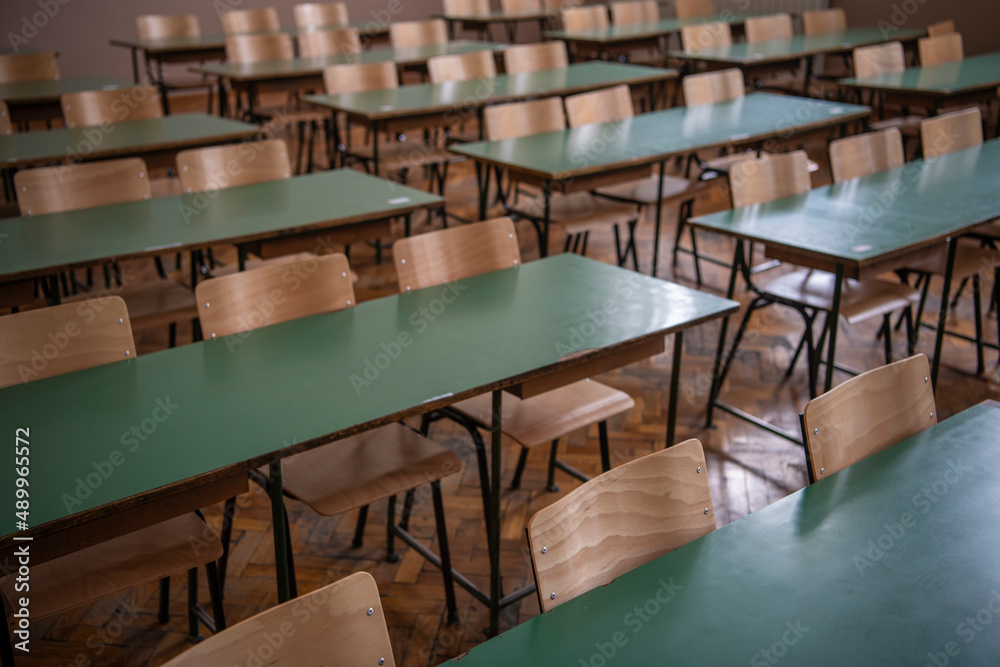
[0,52,59,83]
[918,32,963,66]
[389,20,448,48]
[427,50,497,84]
[920,107,982,158]
[298,27,361,57]
[176,139,291,193]
[610,0,659,25]
[0,100,11,136]
[221,7,280,35]
[162,572,395,667]
[503,41,569,74]
[392,217,521,292]
[745,13,793,43]
[853,41,905,78]
[293,2,349,28]
[443,0,491,14]
[226,33,295,64]
[0,297,135,389]
[802,354,936,481]
[564,84,633,127]
[926,19,956,37]
[61,86,162,128]
[324,61,398,93]
[501,0,543,12]
[682,67,744,106]
[527,439,715,612]
[483,97,566,141]
[680,21,732,51]
[674,0,714,20]
[137,15,201,40]
[729,150,811,208]
[15,158,151,216]
[561,6,609,31]
[829,128,904,183]
[802,8,846,36]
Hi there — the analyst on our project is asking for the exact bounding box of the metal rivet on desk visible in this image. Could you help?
[704,508,709,514]
[541,546,547,554]
[367,607,374,616]
[550,592,556,600]
[696,466,702,473]
[820,468,825,475]
[814,428,819,435]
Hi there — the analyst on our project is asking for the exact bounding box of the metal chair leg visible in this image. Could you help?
[546,439,560,493]
[431,481,459,623]
[158,577,170,624]
[510,446,530,490]
[186,569,202,642]
[598,420,611,470]
[352,504,369,548]
[205,561,226,632]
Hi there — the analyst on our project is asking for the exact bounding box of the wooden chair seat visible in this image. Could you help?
[595,173,710,205]
[761,270,918,325]
[905,242,998,280]
[451,379,634,448]
[0,514,222,620]
[271,424,462,517]
[544,192,639,234]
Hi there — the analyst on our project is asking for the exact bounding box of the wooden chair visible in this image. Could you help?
[0,298,225,660]
[919,31,963,66]
[852,41,924,140]
[176,139,291,193]
[680,21,731,52]
[745,13,793,43]
[610,0,659,25]
[0,51,58,83]
[61,86,162,127]
[483,97,642,266]
[389,19,448,48]
[526,439,715,612]
[297,27,361,57]
[716,151,919,397]
[0,100,10,135]
[221,7,280,35]
[802,354,936,482]
[136,15,215,114]
[394,217,635,496]
[195,255,460,616]
[829,127,905,183]
[503,42,568,74]
[674,0,715,20]
[560,5,609,31]
[682,67,744,106]
[293,2,349,28]
[802,8,846,35]
[163,572,392,666]
[926,19,956,37]
[443,0,492,40]
[224,32,294,64]
[427,49,497,84]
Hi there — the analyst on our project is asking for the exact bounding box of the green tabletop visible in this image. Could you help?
[667,27,924,65]
[0,76,129,105]
[108,23,389,55]
[545,13,755,45]
[839,51,1000,96]
[305,61,675,120]
[0,112,256,168]
[191,41,507,82]
[451,400,1000,666]
[450,92,869,180]
[0,253,737,541]
[0,169,441,283]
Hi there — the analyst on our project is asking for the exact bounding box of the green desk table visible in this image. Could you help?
[0,253,738,638]
[449,400,1000,666]
[839,51,1000,114]
[690,138,1000,440]
[0,76,129,124]
[0,112,257,169]
[305,61,677,174]
[450,92,869,271]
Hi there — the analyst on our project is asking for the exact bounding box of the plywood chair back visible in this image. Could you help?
[918,32,963,66]
[564,84,633,127]
[294,2,349,29]
[853,41,905,78]
[61,86,161,127]
[802,354,936,482]
[502,0,543,12]
[392,217,521,292]
[176,139,291,193]
[298,27,361,57]
[221,7,280,35]
[745,13,793,43]
[0,52,59,83]
[0,297,135,389]
[323,61,399,94]
[920,107,982,158]
[561,6,610,31]
[926,19,956,37]
[0,100,11,136]
[443,0,491,15]
[729,150,811,208]
[389,19,448,48]
[829,128,904,183]
[196,254,354,338]
[682,67,744,106]
[503,41,569,74]
[610,0,659,25]
[163,572,394,667]
[483,97,566,141]
[137,14,201,39]
[527,439,715,612]
[680,21,732,51]
[674,0,714,20]
[14,158,151,216]
[226,33,295,64]
[802,8,846,36]
[427,50,497,84]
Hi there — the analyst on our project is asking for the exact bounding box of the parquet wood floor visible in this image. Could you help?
[5,91,999,666]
